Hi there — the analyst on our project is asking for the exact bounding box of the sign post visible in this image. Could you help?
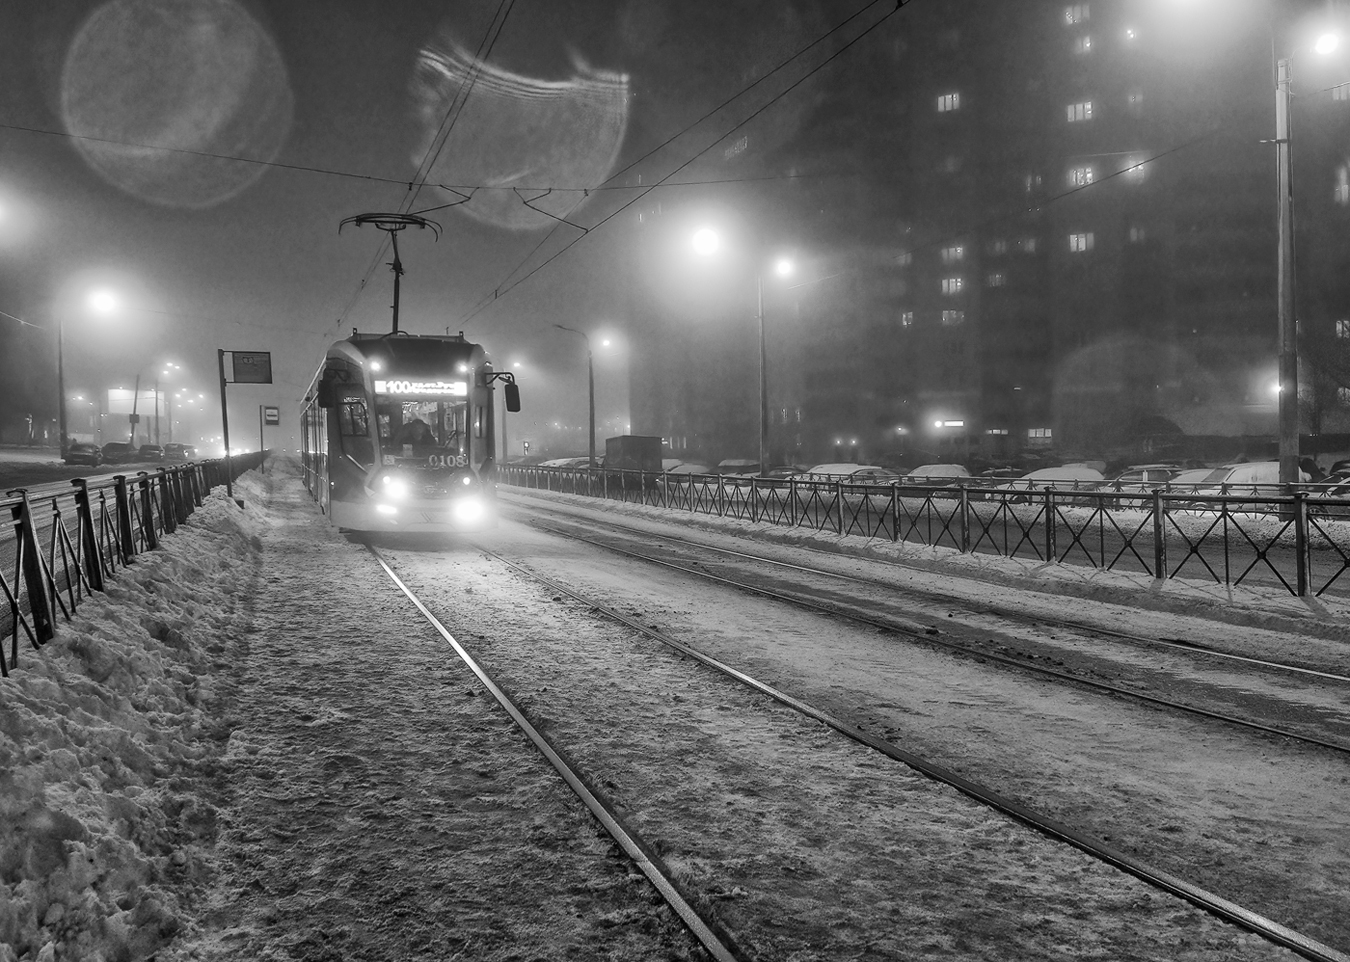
[259,405,279,474]
[217,350,273,502]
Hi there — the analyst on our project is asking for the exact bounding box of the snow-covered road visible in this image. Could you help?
[3,458,1347,961]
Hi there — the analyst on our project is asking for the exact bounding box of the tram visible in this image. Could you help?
[301,331,519,533]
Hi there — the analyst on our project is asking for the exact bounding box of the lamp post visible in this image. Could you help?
[58,287,119,456]
[554,325,595,466]
[692,227,793,475]
[1273,28,1341,484]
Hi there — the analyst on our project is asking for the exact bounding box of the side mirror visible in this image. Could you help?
[317,381,334,408]
[505,382,521,413]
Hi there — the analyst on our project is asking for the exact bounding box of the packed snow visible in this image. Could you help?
[2,457,1347,961]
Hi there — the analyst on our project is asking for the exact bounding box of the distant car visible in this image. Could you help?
[994,465,1106,502]
[900,463,971,485]
[797,463,900,483]
[162,442,197,460]
[1090,464,1181,506]
[138,444,165,462]
[1178,461,1310,514]
[100,442,138,464]
[764,464,809,480]
[664,462,713,475]
[63,442,104,467]
[539,457,593,468]
[716,459,760,475]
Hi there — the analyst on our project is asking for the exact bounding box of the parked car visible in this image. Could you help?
[993,465,1106,502]
[163,442,197,460]
[716,459,760,475]
[797,463,900,483]
[539,457,594,469]
[63,441,104,467]
[100,441,138,464]
[664,462,713,475]
[1173,461,1311,515]
[1090,464,1181,506]
[764,464,809,479]
[138,444,165,462]
[899,463,971,485]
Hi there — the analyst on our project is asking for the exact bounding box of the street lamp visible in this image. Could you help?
[1274,27,1342,483]
[692,226,794,475]
[554,325,595,466]
[58,287,118,455]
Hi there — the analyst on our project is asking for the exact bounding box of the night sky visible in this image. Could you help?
[0,0,840,450]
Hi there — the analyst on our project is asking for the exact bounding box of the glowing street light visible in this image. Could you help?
[58,287,120,454]
[692,225,795,474]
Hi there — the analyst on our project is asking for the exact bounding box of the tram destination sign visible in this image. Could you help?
[374,378,467,396]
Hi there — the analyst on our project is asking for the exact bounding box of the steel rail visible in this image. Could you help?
[474,543,1350,962]
[525,518,1350,758]
[508,501,1350,685]
[367,546,745,962]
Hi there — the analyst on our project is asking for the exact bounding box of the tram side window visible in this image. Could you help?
[338,397,374,465]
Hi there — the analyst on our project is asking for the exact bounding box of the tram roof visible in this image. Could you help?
[333,333,484,377]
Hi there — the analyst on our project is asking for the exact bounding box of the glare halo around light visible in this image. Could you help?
[87,289,119,316]
[60,0,293,209]
[692,228,720,256]
[1315,32,1340,55]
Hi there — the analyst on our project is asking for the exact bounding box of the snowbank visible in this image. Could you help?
[0,476,264,962]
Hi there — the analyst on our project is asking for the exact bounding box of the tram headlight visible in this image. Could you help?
[379,475,411,500]
[452,496,486,524]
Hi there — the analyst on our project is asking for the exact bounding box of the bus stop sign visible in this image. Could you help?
[231,351,273,384]
[263,406,280,425]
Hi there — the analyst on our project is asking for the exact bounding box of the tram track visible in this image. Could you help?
[507,499,1350,684]
[370,536,1350,962]
[513,510,1350,759]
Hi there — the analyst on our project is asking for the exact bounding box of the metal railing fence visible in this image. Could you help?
[502,465,1350,601]
[2,454,267,677]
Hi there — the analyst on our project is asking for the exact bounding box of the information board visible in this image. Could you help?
[231,352,273,384]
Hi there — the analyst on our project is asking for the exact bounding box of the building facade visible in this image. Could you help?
[625,0,1350,468]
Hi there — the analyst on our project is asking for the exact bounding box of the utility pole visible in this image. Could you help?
[1276,57,1300,485]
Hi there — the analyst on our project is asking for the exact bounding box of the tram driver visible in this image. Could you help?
[394,418,437,454]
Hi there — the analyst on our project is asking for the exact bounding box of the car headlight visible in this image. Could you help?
[452,497,486,524]
[379,475,411,500]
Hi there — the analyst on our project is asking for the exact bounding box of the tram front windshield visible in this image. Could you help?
[375,396,468,461]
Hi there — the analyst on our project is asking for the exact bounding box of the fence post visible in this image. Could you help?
[158,470,177,534]
[138,474,158,551]
[750,478,759,523]
[959,486,970,552]
[10,492,55,644]
[70,479,105,592]
[1044,488,1056,561]
[113,475,136,564]
[1294,492,1309,597]
[662,471,669,508]
[836,482,844,535]
[1152,489,1167,580]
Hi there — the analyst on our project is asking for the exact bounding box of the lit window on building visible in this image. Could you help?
[1336,166,1349,205]
[1067,101,1093,122]
[1074,35,1092,54]
[1017,237,1038,254]
[941,277,964,295]
[1069,232,1095,252]
[937,92,960,112]
[1334,84,1349,102]
[941,244,965,264]
[1125,158,1147,181]
[1339,387,1350,407]
[1028,427,1053,445]
[1068,165,1094,187]
[1129,226,1147,244]
[896,251,913,267]
[1024,173,1043,193]
[986,428,1009,435]
[900,311,914,328]
[941,310,966,326]
[988,239,1009,255]
[1337,318,1350,339]
[1064,5,1089,25]
[987,271,1007,287]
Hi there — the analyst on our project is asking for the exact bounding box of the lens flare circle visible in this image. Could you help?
[60,0,294,209]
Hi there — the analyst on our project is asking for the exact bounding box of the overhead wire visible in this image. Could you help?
[460,0,897,316]
[458,0,910,324]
